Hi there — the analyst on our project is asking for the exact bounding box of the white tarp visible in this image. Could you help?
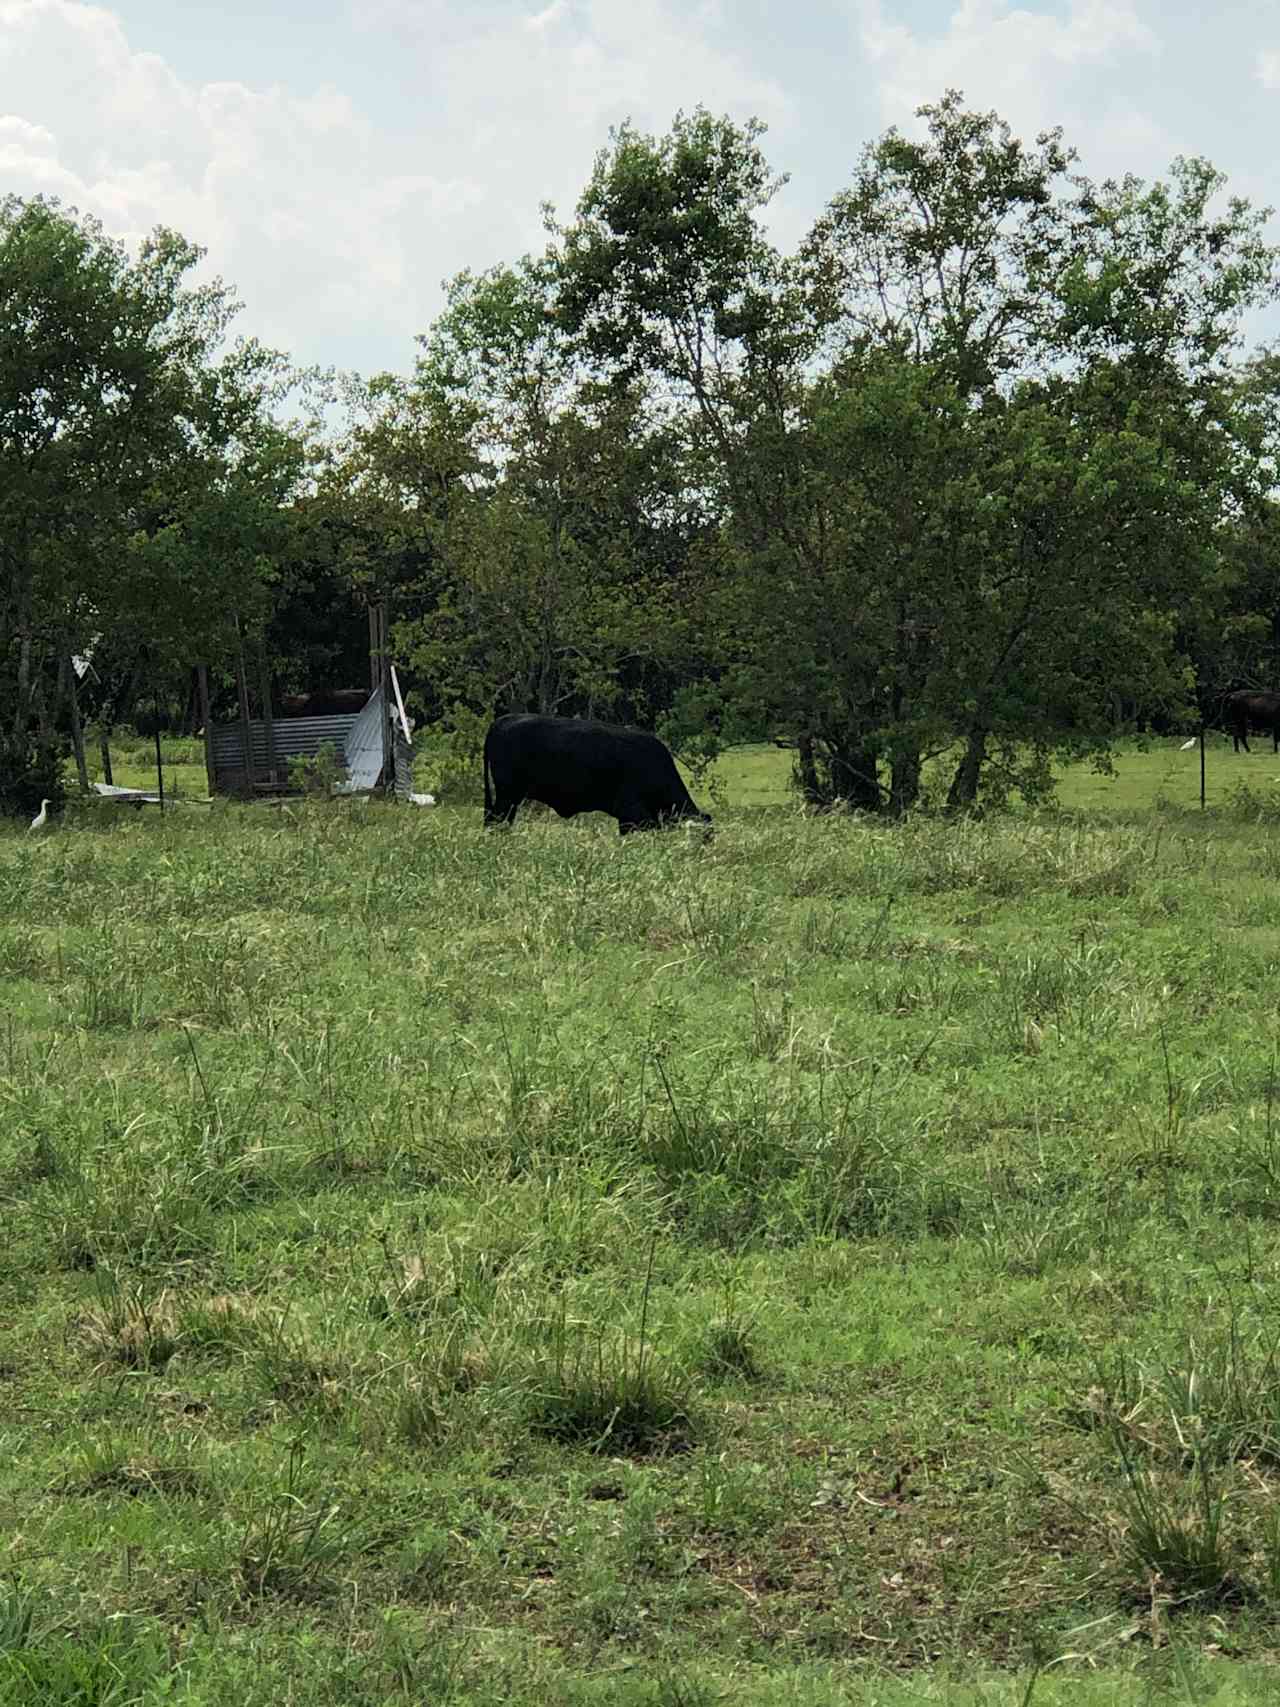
[338,686,389,792]
[336,681,416,797]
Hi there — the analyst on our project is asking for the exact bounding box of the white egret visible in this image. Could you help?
[1179,737,1197,751]
[28,798,51,832]
[408,792,437,807]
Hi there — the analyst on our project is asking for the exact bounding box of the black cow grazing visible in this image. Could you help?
[483,714,711,836]
[1224,690,1280,754]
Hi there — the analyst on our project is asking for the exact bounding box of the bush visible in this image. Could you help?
[412,705,488,805]
[287,741,348,796]
[0,733,66,822]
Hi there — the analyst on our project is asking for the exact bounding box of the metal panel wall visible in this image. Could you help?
[339,688,389,792]
[209,713,359,788]
[210,687,414,797]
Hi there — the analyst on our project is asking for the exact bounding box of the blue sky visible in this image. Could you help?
[2,0,1277,378]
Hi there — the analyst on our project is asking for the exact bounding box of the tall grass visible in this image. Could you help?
[4,775,1280,1698]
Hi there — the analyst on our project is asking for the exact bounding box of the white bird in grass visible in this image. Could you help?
[28,798,51,832]
[1180,737,1197,750]
[408,791,437,807]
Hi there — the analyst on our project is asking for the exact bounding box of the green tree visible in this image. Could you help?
[554,109,880,798]
[804,89,1075,393]
[556,100,1276,810]
[325,257,711,788]
[802,97,1276,804]
[0,194,300,812]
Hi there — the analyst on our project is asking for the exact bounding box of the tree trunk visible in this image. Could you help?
[947,727,987,812]
[379,606,393,796]
[32,669,52,746]
[890,745,921,816]
[95,650,143,790]
[794,730,883,812]
[257,639,277,787]
[197,665,215,796]
[12,634,32,740]
[829,743,883,813]
[793,734,821,805]
[64,658,89,794]
[234,615,256,794]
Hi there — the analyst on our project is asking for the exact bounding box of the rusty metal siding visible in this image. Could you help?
[210,686,416,797]
[393,733,413,801]
[210,713,359,789]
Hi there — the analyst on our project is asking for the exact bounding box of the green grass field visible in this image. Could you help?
[77,727,1273,816]
[7,737,1280,1702]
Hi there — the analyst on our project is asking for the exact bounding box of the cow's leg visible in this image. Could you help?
[615,794,657,835]
[484,791,522,827]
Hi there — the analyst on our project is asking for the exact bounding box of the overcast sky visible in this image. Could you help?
[2,0,1277,379]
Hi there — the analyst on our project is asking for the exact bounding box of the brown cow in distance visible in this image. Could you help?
[279,688,370,718]
[1224,689,1280,753]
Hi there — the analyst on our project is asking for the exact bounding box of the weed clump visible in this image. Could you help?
[523,1255,696,1453]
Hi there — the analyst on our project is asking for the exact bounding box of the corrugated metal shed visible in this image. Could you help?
[210,712,361,793]
[209,684,415,799]
[210,679,418,798]
[332,680,415,799]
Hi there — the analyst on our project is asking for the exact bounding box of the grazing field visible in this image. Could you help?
[7,742,1280,1702]
[74,726,1273,818]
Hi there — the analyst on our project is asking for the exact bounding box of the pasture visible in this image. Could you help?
[6,737,1280,1703]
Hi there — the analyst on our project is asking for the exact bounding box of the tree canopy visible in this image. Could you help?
[5,93,1279,815]
[0,193,305,810]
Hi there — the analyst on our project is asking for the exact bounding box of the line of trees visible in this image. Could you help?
[4,92,1280,816]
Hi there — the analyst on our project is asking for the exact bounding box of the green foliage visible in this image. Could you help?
[409,704,488,804]
[550,97,1276,812]
[0,193,304,811]
[287,741,348,797]
[805,90,1076,390]
[326,272,708,751]
[0,734,65,823]
[657,683,733,783]
[556,107,796,383]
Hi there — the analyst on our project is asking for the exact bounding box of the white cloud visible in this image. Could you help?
[858,0,1168,181]
[402,0,789,214]
[0,0,479,365]
[525,0,568,31]
[0,0,788,373]
[10,0,1268,373]
[0,112,54,150]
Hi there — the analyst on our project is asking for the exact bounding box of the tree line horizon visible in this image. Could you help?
[5,89,1280,817]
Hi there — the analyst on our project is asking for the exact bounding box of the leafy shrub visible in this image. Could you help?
[0,732,66,821]
[288,740,348,796]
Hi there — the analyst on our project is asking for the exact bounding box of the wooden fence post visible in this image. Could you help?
[197,665,215,796]
[64,658,90,794]
[234,616,256,796]
[257,641,277,787]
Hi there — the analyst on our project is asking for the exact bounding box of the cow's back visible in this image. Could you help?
[1226,691,1280,720]
[485,712,706,829]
